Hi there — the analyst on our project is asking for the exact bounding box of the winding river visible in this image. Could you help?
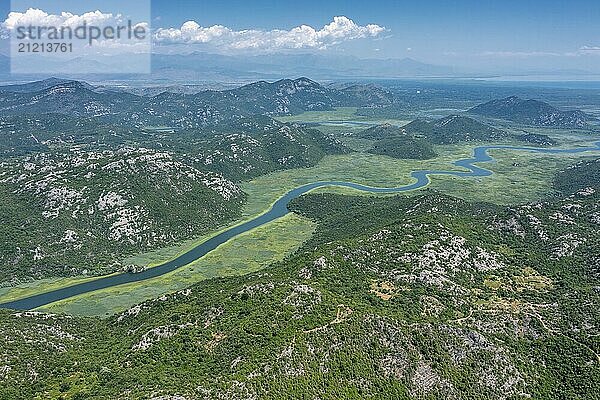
[2,141,600,310]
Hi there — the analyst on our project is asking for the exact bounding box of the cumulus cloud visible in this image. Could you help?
[1,8,149,45]
[154,16,386,51]
[1,7,152,59]
[2,8,122,31]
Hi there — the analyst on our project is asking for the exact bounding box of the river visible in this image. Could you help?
[1,142,599,310]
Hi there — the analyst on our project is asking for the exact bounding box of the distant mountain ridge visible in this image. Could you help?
[149,53,455,80]
[0,78,393,127]
[0,77,94,93]
[469,96,592,128]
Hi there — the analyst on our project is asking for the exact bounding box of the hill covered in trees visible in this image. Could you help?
[401,115,508,144]
[469,96,592,128]
[355,124,438,160]
[1,173,598,399]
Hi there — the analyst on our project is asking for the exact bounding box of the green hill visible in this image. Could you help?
[188,118,350,181]
[469,96,591,128]
[0,148,245,284]
[515,133,557,146]
[355,124,437,160]
[356,123,403,140]
[368,135,437,159]
[402,115,507,144]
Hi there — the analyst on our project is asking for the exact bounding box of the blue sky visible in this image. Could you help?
[151,1,599,52]
[2,0,600,73]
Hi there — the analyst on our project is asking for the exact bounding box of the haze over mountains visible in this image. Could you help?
[0,52,457,82]
[3,50,600,83]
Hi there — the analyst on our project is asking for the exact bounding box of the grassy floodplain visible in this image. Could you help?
[2,138,598,314]
[36,213,315,316]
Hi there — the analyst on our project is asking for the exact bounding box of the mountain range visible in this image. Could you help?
[0,77,361,282]
[3,176,599,398]
[0,77,95,93]
[0,78,392,127]
[0,52,455,81]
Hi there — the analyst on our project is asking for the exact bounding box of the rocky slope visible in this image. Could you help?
[0,148,245,284]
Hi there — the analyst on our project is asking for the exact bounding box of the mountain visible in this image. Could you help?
[212,77,338,115]
[2,184,599,399]
[371,57,454,76]
[150,52,455,81]
[328,82,395,106]
[0,117,348,283]
[553,158,600,194]
[402,115,507,144]
[357,123,405,140]
[0,53,454,82]
[468,96,592,128]
[0,148,245,284]
[184,117,350,181]
[515,133,557,146]
[0,81,141,120]
[0,78,393,127]
[200,78,394,114]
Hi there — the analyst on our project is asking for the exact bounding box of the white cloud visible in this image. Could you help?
[1,8,150,54]
[2,8,122,30]
[579,46,600,54]
[0,8,149,43]
[481,47,600,58]
[154,16,386,51]
[1,10,385,54]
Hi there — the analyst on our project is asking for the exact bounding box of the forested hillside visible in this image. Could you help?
[0,80,351,284]
[469,96,591,128]
[1,171,598,399]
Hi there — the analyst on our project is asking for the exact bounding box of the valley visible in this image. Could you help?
[2,2,600,398]
[0,76,599,399]
[1,131,598,315]
[1,162,599,398]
